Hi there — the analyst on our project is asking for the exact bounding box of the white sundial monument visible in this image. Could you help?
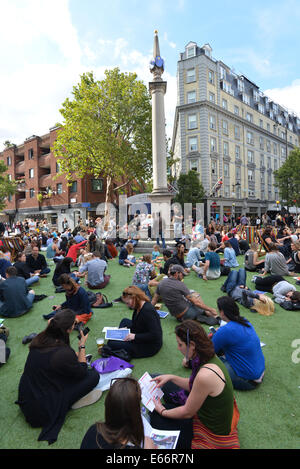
[148,30,172,238]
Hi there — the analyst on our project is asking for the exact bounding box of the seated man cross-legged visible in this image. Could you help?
[151,264,219,326]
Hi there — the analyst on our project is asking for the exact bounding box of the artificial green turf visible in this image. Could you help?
[1,255,300,449]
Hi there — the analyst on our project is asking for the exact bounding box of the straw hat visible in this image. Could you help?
[252,296,275,316]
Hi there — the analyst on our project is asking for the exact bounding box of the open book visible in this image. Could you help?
[138,371,163,412]
[142,414,180,450]
[102,327,130,341]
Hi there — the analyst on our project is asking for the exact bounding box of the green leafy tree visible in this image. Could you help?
[0,161,18,210]
[274,147,300,207]
[52,69,152,216]
[173,170,206,206]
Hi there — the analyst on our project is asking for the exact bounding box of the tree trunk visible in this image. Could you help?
[104,175,112,230]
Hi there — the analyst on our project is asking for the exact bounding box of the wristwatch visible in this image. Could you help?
[78,345,86,350]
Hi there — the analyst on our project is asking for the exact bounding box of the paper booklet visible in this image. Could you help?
[138,372,164,412]
[104,328,130,341]
[156,310,169,318]
[142,415,180,450]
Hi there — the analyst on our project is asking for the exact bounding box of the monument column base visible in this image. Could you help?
[149,192,173,241]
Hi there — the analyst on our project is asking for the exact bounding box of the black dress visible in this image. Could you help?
[107,302,163,358]
[16,344,99,444]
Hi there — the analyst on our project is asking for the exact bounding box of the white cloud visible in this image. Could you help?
[264,79,300,116]
[0,1,177,152]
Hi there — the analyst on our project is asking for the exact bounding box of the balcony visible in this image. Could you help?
[16,198,27,208]
[39,173,53,187]
[15,160,25,174]
[39,153,51,168]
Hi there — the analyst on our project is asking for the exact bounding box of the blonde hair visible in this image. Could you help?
[292,241,300,251]
[252,296,275,316]
[84,253,93,263]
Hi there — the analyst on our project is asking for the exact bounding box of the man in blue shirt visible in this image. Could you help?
[78,251,110,289]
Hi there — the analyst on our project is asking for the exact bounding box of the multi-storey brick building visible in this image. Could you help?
[0,126,136,229]
[171,42,300,222]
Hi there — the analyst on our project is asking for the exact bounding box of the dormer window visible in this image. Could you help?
[187,46,196,58]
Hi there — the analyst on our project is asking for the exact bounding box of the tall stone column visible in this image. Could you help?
[149,30,173,238]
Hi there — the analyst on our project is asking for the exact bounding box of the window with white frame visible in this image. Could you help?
[235,145,241,160]
[210,137,217,153]
[274,159,278,170]
[260,154,265,168]
[209,115,216,130]
[237,79,244,92]
[247,131,254,145]
[273,142,277,155]
[224,163,229,177]
[222,98,228,110]
[190,159,198,171]
[222,120,228,135]
[281,146,286,158]
[243,94,250,105]
[236,166,241,180]
[267,157,271,169]
[266,140,271,152]
[234,105,239,116]
[188,114,197,129]
[188,136,198,152]
[234,125,240,140]
[220,66,226,80]
[187,90,196,104]
[246,112,253,122]
[258,104,265,114]
[247,150,254,163]
[29,168,34,178]
[209,92,215,103]
[259,119,263,128]
[259,137,264,150]
[224,185,230,197]
[223,141,229,156]
[186,68,196,83]
[208,70,214,84]
[187,46,196,58]
[211,160,217,174]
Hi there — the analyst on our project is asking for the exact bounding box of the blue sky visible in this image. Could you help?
[1,0,300,151]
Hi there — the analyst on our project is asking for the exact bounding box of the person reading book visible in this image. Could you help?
[150,320,240,449]
[106,286,162,359]
[80,377,155,449]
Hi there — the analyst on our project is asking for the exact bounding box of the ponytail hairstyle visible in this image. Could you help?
[30,309,76,349]
[175,320,215,366]
[217,296,250,327]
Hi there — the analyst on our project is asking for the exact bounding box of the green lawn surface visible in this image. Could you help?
[1,255,300,449]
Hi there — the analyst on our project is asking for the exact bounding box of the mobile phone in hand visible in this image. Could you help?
[77,326,90,341]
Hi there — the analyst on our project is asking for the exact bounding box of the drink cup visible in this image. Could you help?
[96,338,104,353]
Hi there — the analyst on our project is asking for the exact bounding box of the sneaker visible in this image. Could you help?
[196,314,219,326]
[71,389,102,409]
[251,276,258,283]
[112,296,123,303]
[22,333,37,344]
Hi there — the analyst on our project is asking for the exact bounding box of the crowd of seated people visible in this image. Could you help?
[0,212,299,450]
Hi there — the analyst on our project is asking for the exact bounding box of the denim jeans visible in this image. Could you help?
[156,236,166,249]
[25,276,40,287]
[219,356,258,391]
[133,283,152,300]
[223,268,246,294]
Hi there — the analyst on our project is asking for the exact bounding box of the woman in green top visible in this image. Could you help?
[151,320,239,449]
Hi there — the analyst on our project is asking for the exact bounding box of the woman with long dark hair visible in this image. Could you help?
[80,378,155,449]
[150,320,240,449]
[52,257,77,286]
[16,309,100,445]
[212,296,265,391]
